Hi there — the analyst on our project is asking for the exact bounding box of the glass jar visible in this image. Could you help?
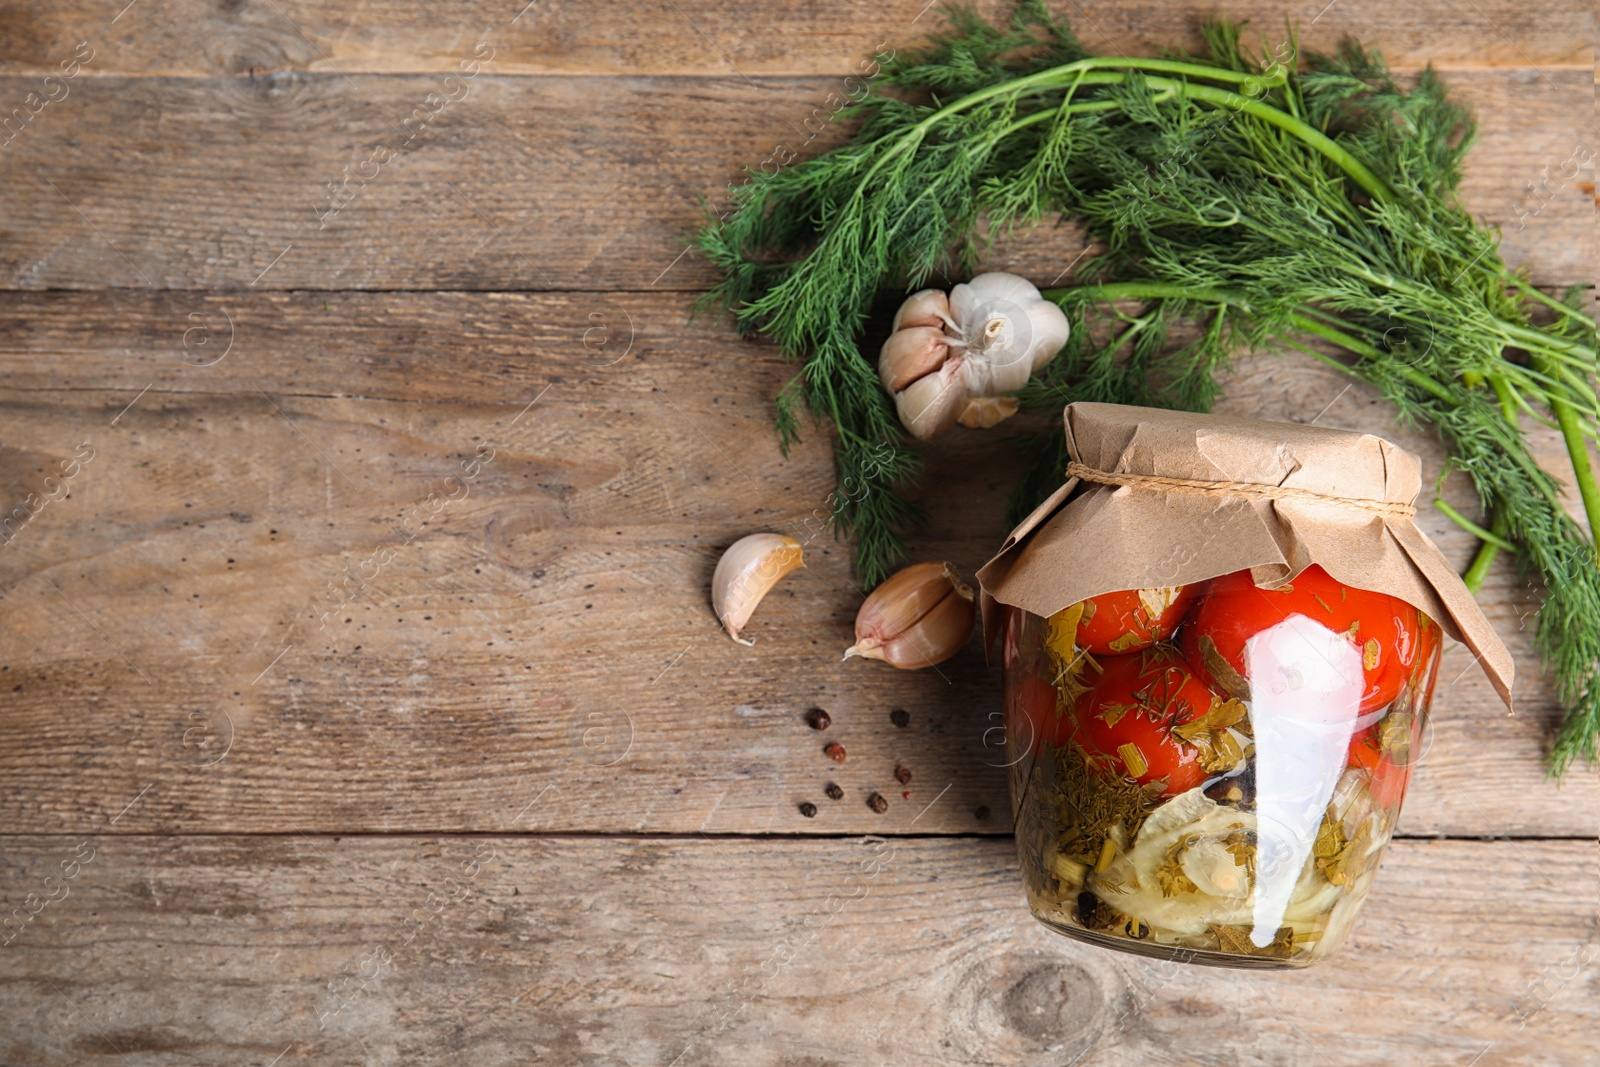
[1002,566,1442,968]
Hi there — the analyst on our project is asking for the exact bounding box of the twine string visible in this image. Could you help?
[1065,461,1416,518]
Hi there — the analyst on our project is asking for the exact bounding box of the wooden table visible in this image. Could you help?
[0,2,1594,1063]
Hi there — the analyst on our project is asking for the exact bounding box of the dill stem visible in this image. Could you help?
[1498,321,1597,364]
[1461,512,1510,594]
[1508,274,1597,328]
[1135,77,1391,201]
[844,58,1280,201]
[1435,500,1518,553]
[1539,365,1600,558]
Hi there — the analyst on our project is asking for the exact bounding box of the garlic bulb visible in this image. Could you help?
[878,272,1070,440]
[844,561,975,669]
[712,533,804,645]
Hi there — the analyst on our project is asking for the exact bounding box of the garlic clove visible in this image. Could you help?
[849,562,956,654]
[948,272,1041,326]
[957,395,1020,429]
[894,359,967,441]
[1023,298,1071,372]
[845,561,975,669]
[960,340,1033,396]
[711,533,804,646]
[891,288,952,332]
[863,586,977,668]
[879,325,950,392]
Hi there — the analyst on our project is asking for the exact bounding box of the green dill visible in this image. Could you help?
[696,2,1598,772]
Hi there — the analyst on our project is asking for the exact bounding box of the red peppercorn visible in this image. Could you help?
[806,708,831,730]
[824,743,847,763]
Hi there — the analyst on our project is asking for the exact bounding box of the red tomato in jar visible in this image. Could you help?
[1002,607,1071,754]
[1068,585,1198,655]
[1181,565,1420,713]
[1348,733,1412,810]
[1070,647,1218,796]
[1413,611,1443,704]
[1005,671,1069,754]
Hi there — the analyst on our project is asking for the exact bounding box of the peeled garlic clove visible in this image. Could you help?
[891,288,952,332]
[957,395,1020,429]
[894,359,967,441]
[712,533,804,646]
[879,325,950,392]
[845,561,975,669]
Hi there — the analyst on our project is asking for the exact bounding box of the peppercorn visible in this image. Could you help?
[824,743,847,762]
[806,708,831,731]
[889,709,910,728]
[974,805,990,820]
[866,792,888,814]
[1077,892,1116,931]
[894,764,912,785]
[824,782,843,800]
[798,801,818,818]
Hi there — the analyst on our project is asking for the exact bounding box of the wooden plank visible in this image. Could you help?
[0,291,1593,837]
[0,835,1593,1065]
[0,0,1588,76]
[0,69,1589,291]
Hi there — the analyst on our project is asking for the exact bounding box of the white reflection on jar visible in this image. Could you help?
[1246,613,1371,947]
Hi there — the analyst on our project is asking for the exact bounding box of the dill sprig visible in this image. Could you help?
[695,2,1599,771]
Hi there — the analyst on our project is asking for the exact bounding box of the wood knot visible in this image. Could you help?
[940,950,1107,1057]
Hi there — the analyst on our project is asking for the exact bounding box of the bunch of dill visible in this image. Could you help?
[696,2,1599,771]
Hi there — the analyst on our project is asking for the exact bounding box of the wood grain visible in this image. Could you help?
[0,69,1590,291]
[0,0,1593,1058]
[0,291,1593,838]
[0,0,1589,76]
[0,835,1594,1065]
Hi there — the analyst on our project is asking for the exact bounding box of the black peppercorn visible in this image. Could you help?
[798,801,818,818]
[889,709,910,728]
[866,792,888,814]
[894,764,912,785]
[824,743,847,763]
[806,708,831,731]
[824,782,843,800]
[974,805,990,820]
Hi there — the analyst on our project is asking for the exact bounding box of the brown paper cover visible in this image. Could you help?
[976,402,1513,707]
